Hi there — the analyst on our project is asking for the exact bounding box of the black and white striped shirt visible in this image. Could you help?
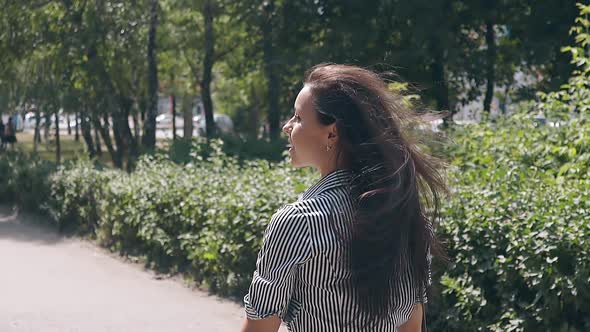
[244,169,428,331]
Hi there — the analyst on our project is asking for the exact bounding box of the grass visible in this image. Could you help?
[11,131,113,165]
[10,130,180,167]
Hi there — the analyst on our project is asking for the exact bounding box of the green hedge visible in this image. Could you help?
[428,114,590,331]
[45,142,315,295]
[425,12,590,329]
[0,152,53,213]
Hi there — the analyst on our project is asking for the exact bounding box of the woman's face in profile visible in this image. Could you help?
[282,86,333,170]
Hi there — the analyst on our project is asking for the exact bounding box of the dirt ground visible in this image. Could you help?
[0,205,287,332]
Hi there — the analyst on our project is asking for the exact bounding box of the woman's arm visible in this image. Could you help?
[240,316,281,332]
[398,303,423,332]
[242,205,311,329]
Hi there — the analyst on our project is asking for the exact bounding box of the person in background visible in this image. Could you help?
[4,117,17,151]
[0,119,5,151]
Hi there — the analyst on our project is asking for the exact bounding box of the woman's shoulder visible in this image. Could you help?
[269,198,333,235]
[287,191,350,219]
[273,186,353,228]
[288,196,329,214]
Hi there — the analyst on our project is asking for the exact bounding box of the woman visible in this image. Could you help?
[242,64,446,332]
[4,117,17,150]
[0,119,5,150]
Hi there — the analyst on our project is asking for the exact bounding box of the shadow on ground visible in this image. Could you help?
[0,205,63,245]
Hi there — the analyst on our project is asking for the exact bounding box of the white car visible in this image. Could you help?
[192,113,234,136]
[156,113,185,129]
[23,111,79,131]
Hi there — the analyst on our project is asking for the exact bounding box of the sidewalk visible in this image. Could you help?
[0,206,287,332]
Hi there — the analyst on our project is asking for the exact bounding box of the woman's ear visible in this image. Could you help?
[327,124,338,141]
[327,131,338,148]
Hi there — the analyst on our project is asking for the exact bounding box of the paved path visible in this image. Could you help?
[0,206,287,332]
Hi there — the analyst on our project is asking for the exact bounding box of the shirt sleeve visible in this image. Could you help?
[244,204,312,320]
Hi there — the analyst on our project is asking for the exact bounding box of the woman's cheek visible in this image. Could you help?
[292,126,302,146]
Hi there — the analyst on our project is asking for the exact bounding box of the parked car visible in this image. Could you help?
[23,111,79,131]
[192,113,234,136]
[155,113,185,129]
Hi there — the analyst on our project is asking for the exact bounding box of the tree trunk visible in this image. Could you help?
[80,112,96,158]
[430,35,451,124]
[94,124,102,156]
[201,0,215,139]
[169,71,177,141]
[263,0,280,141]
[116,96,138,171]
[143,0,159,150]
[55,111,61,164]
[132,111,141,142]
[43,112,51,142]
[249,85,260,138]
[95,114,121,168]
[501,83,511,115]
[183,94,193,139]
[33,106,41,152]
[111,112,126,168]
[483,19,496,114]
[75,112,80,141]
[171,95,177,141]
[67,113,72,135]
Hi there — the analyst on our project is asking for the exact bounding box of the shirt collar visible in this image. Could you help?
[299,169,353,201]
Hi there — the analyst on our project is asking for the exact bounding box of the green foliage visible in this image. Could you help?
[429,118,589,331]
[0,0,582,166]
[537,3,590,121]
[426,10,590,329]
[0,152,53,213]
[1,5,589,325]
[43,139,315,295]
[47,158,113,234]
[448,113,589,180]
[167,135,289,164]
[1,110,588,329]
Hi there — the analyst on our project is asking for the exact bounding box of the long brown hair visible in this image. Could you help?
[304,63,447,324]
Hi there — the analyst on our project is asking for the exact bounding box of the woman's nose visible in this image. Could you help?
[282,122,291,135]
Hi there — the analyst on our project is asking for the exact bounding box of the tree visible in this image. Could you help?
[144,0,160,150]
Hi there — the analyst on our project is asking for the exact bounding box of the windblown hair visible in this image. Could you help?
[304,63,447,324]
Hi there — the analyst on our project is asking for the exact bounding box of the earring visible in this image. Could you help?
[326,145,332,152]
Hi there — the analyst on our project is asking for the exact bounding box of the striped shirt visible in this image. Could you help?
[244,169,429,331]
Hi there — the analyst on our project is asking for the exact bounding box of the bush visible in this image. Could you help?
[167,134,289,165]
[426,6,590,329]
[47,158,114,234]
[3,114,589,330]
[0,152,54,213]
[43,115,589,331]
[47,139,315,295]
[428,117,590,331]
